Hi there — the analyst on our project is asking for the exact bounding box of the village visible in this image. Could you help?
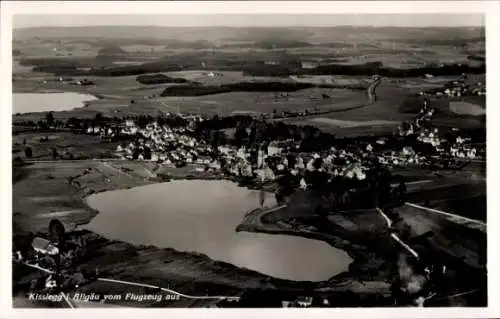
[77,96,482,193]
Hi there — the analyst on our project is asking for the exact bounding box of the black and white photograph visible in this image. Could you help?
[1,1,498,317]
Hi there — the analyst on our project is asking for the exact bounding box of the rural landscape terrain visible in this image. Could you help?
[12,23,486,308]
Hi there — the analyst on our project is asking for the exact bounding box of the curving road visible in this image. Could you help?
[18,262,240,308]
[405,202,486,232]
[97,278,240,301]
[271,77,382,122]
[376,207,420,259]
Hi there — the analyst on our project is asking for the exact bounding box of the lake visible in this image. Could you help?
[13,92,98,114]
[85,180,352,281]
[449,101,485,116]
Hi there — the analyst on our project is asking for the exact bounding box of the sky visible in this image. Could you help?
[13,14,485,29]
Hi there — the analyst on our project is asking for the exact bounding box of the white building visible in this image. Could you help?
[257,167,276,182]
[299,178,308,190]
[296,297,313,307]
[402,147,415,156]
[306,159,316,171]
[267,145,282,156]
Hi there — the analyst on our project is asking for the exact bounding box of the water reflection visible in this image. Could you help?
[85,180,352,281]
[13,92,97,114]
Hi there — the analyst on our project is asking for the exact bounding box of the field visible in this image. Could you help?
[395,203,486,269]
[12,131,118,161]
[403,178,486,221]
[12,24,486,138]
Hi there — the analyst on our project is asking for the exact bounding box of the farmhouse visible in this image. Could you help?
[300,60,319,69]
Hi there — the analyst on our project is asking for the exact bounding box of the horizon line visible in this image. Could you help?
[14,24,485,30]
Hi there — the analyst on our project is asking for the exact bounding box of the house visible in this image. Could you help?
[299,178,308,190]
[295,296,313,307]
[209,161,221,170]
[301,60,319,69]
[296,157,305,169]
[353,166,367,180]
[402,147,415,156]
[264,60,281,65]
[306,159,316,171]
[58,76,73,82]
[467,148,477,159]
[257,167,275,182]
[125,120,135,127]
[237,147,247,159]
[32,237,59,255]
[267,144,282,156]
[45,275,58,289]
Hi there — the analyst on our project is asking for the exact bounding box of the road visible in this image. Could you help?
[18,261,239,308]
[241,205,287,227]
[405,202,486,232]
[367,77,381,102]
[274,77,382,122]
[18,262,75,308]
[97,278,240,301]
[375,207,420,259]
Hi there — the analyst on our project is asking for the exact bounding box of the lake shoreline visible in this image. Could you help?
[13,91,101,115]
[13,160,392,307]
[78,172,388,283]
[83,178,354,281]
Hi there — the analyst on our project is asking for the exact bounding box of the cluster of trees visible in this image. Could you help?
[15,111,189,133]
[240,61,485,78]
[28,60,183,77]
[242,65,299,77]
[136,73,188,85]
[275,163,406,211]
[22,53,485,79]
[159,81,315,97]
[193,114,339,152]
[314,62,485,77]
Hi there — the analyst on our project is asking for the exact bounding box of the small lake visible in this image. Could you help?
[85,180,352,281]
[13,92,98,114]
[450,101,485,116]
